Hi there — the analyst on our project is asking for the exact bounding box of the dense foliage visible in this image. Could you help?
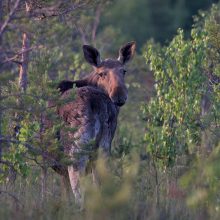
[101,0,219,47]
[143,6,220,167]
[0,0,219,219]
[143,4,220,217]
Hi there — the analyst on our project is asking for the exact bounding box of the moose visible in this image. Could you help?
[54,42,136,206]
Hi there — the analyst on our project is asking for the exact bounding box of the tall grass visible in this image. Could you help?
[0,152,197,220]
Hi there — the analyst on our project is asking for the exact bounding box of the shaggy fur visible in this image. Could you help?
[54,42,136,206]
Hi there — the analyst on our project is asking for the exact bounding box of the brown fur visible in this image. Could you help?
[55,42,136,206]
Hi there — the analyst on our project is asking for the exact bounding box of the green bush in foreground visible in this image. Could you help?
[143,4,220,168]
[143,4,220,218]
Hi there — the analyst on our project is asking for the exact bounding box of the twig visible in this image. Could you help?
[13,2,87,20]
[92,4,102,43]
[1,45,44,65]
[0,137,67,168]
[0,0,21,37]
[37,2,87,18]
[0,137,41,155]
[0,190,23,207]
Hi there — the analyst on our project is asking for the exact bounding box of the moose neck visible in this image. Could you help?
[76,72,120,109]
[58,72,121,109]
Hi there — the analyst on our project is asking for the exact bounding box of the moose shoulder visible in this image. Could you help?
[56,42,136,206]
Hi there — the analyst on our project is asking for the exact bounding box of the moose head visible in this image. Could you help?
[82,42,136,106]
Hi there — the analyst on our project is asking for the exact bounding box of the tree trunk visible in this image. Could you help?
[0,0,3,44]
[92,4,102,44]
[41,165,47,203]
[61,175,72,202]
[14,1,31,135]
[18,31,30,92]
[0,0,2,160]
[0,87,2,161]
[0,0,4,161]
[201,93,212,153]
[18,1,31,92]
[152,159,160,208]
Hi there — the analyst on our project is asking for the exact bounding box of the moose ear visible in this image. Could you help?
[83,45,101,67]
[57,80,74,93]
[57,80,89,94]
[118,41,136,65]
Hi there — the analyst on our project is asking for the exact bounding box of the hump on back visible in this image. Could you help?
[57,42,136,206]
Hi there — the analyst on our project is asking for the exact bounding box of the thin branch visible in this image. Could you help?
[1,45,44,65]
[14,2,87,20]
[18,33,29,91]
[92,4,102,43]
[0,0,21,37]
[30,1,63,19]
[0,137,41,155]
[0,190,23,207]
[0,137,66,167]
[38,2,87,18]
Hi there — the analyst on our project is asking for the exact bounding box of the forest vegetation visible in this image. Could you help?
[0,0,220,219]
